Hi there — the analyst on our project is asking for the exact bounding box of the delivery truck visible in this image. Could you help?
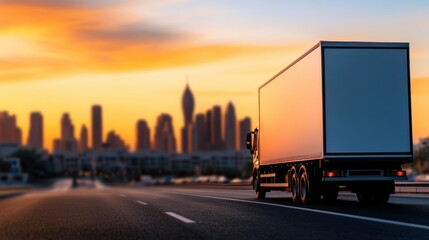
[247,41,412,204]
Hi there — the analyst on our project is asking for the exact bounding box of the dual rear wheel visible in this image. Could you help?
[291,165,324,204]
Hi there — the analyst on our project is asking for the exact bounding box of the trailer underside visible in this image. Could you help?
[253,159,408,204]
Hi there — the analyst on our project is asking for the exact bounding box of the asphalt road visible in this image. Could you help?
[1,180,429,240]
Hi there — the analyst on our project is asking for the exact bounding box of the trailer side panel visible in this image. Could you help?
[259,46,323,166]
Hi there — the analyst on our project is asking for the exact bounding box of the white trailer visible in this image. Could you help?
[247,41,412,204]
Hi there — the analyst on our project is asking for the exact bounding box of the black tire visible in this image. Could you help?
[253,175,266,200]
[321,186,338,202]
[356,192,372,204]
[299,171,309,204]
[374,192,390,204]
[256,190,266,200]
[291,167,300,203]
[298,165,320,204]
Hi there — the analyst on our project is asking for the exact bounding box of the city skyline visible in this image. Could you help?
[0,83,250,153]
[0,1,429,151]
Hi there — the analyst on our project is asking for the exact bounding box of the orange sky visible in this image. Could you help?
[0,1,429,151]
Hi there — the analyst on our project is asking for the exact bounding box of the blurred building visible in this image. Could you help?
[53,138,61,152]
[0,158,28,186]
[0,111,22,145]
[211,106,223,150]
[92,105,103,151]
[52,149,252,178]
[136,120,150,151]
[60,113,77,152]
[181,84,194,153]
[104,130,128,150]
[239,117,251,149]
[205,110,213,151]
[224,102,236,151]
[79,124,88,152]
[190,113,206,152]
[27,112,44,150]
[154,113,176,153]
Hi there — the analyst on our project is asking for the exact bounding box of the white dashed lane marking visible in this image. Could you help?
[165,212,195,223]
[136,200,148,205]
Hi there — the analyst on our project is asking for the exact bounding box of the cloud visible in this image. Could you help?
[0,1,286,83]
[77,22,193,45]
[0,0,128,8]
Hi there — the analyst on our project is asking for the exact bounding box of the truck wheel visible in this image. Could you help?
[253,175,266,200]
[321,186,338,202]
[373,192,390,204]
[357,192,372,204]
[299,165,320,204]
[256,190,266,200]
[291,168,300,203]
[299,170,309,203]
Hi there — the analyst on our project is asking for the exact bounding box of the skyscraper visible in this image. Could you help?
[181,84,195,153]
[61,113,77,152]
[105,130,128,150]
[224,102,236,151]
[154,113,176,153]
[136,119,150,151]
[211,105,223,150]
[92,105,103,151]
[0,111,22,145]
[205,110,212,151]
[0,112,12,142]
[190,113,206,152]
[53,138,61,152]
[27,112,43,150]
[239,117,252,149]
[79,124,88,152]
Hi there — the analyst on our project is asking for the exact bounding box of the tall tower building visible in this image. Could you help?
[53,138,61,153]
[154,113,176,153]
[205,110,212,151]
[0,112,22,145]
[181,84,195,153]
[182,84,195,126]
[92,105,103,151]
[211,105,223,150]
[224,102,236,151]
[191,113,206,152]
[27,112,44,150]
[239,117,252,149]
[14,127,22,146]
[79,124,88,152]
[136,119,150,151]
[0,112,12,142]
[10,115,22,145]
[61,113,77,152]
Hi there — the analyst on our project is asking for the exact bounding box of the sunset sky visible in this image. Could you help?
[0,0,428,152]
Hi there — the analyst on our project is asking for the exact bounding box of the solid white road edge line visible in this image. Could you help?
[165,212,195,223]
[136,200,148,205]
[172,192,429,231]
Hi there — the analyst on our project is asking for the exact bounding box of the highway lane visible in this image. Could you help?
[0,182,428,240]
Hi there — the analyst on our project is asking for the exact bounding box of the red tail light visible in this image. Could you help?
[323,171,339,177]
[392,170,406,177]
